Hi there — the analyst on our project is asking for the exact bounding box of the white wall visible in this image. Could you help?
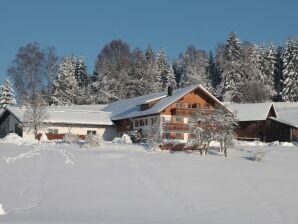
[23,124,118,141]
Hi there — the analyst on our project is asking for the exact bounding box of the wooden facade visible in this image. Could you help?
[161,88,216,116]
[0,110,22,138]
[235,106,296,142]
[115,87,221,142]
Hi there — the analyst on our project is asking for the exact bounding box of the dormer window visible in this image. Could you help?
[140,104,150,111]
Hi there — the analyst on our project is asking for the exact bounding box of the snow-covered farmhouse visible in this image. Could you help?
[0,105,117,140]
[102,85,227,142]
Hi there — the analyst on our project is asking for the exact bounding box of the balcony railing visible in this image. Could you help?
[171,108,214,116]
[166,123,190,131]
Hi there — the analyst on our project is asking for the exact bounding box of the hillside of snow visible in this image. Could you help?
[0,141,298,223]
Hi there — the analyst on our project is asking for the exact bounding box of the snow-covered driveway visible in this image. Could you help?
[0,142,297,224]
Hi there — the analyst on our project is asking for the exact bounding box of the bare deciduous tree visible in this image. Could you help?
[188,105,237,157]
[8,42,58,105]
[145,116,164,150]
[23,94,48,139]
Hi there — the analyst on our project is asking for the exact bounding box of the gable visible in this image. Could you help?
[267,105,277,118]
[161,88,220,115]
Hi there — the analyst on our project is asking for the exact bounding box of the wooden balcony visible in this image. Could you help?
[171,107,214,116]
[166,123,190,131]
[171,108,194,116]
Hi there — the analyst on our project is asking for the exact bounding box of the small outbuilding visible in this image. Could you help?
[0,105,117,141]
[225,103,297,142]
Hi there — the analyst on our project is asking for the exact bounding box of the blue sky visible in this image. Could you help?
[0,0,298,81]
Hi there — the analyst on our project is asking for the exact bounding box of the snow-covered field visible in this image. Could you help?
[0,139,298,224]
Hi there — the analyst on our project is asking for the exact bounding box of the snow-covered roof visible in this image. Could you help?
[268,116,298,128]
[6,105,114,126]
[273,102,298,112]
[103,85,227,120]
[274,110,298,127]
[269,102,298,127]
[224,103,275,121]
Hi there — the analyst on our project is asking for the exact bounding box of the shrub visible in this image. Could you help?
[85,134,103,147]
[63,133,80,144]
[112,134,132,144]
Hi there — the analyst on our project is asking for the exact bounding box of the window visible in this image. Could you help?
[185,103,191,108]
[141,104,149,111]
[163,133,171,139]
[135,120,139,127]
[176,117,182,123]
[145,119,148,126]
[176,133,183,139]
[176,102,180,109]
[140,120,144,126]
[87,130,96,135]
[48,129,58,134]
[151,118,155,124]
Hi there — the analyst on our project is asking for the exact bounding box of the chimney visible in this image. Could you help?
[167,86,173,96]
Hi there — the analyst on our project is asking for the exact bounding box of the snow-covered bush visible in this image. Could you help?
[121,134,132,144]
[85,134,103,147]
[40,133,49,142]
[254,150,265,162]
[63,133,80,144]
[112,137,121,143]
[112,134,132,144]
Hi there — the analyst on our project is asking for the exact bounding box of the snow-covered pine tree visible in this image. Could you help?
[240,44,270,102]
[157,48,176,90]
[145,46,162,93]
[74,56,90,104]
[219,32,244,102]
[258,43,277,99]
[75,56,89,88]
[274,46,284,101]
[244,44,263,81]
[207,51,221,90]
[179,46,210,89]
[51,56,78,105]
[281,38,298,101]
[0,78,16,109]
[126,49,147,98]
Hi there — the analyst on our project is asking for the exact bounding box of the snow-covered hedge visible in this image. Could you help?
[85,134,103,147]
[63,133,80,144]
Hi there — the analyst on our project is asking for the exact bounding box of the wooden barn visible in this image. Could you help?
[225,103,297,142]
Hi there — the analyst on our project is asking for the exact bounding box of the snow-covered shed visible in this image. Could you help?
[0,105,117,141]
[225,103,297,142]
[273,102,298,141]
